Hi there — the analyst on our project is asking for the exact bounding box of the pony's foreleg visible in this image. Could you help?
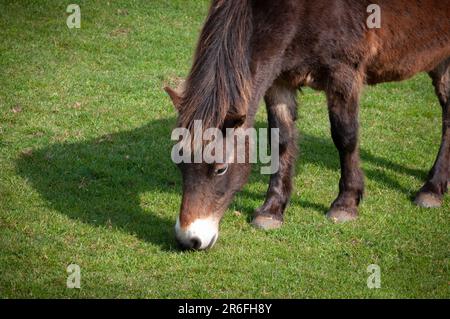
[415,58,450,207]
[326,68,364,222]
[251,82,298,230]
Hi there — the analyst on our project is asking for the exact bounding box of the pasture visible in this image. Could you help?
[0,0,448,298]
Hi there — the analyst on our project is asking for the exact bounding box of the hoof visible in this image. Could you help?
[251,215,283,230]
[326,209,358,223]
[414,192,442,208]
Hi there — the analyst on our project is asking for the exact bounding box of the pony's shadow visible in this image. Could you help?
[16,118,428,250]
[17,118,181,251]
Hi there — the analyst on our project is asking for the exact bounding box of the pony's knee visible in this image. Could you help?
[265,83,298,123]
[265,83,298,148]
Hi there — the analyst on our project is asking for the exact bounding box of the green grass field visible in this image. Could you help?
[0,0,448,298]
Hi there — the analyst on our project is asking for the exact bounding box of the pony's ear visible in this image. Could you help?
[164,86,183,112]
[223,113,246,130]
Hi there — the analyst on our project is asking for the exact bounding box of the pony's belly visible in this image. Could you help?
[365,49,450,85]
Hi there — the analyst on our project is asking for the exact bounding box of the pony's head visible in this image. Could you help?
[165,0,254,250]
[165,86,252,250]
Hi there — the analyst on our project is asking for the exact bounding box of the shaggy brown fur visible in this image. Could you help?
[177,0,252,131]
[167,0,450,249]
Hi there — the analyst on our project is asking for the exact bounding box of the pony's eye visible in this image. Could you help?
[215,164,228,176]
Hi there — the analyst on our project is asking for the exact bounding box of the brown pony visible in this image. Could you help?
[165,0,450,250]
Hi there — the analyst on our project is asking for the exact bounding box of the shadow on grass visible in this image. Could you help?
[16,117,428,250]
[16,118,181,251]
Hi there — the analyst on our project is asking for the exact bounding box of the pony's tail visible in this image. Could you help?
[180,0,253,130]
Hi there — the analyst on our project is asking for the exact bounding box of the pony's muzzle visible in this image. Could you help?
[175,217,219,250]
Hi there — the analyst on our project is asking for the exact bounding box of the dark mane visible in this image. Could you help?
[178,0,253,130]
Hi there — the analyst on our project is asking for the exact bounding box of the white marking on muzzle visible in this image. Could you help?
[175,217,219,250]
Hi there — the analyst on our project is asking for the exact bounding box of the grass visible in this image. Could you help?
[0,0,448,298]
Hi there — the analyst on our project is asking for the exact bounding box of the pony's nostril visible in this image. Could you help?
[191,237,202,250]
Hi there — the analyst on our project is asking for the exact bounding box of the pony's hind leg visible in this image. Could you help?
[415,58,450,207]
[251,81,298,230]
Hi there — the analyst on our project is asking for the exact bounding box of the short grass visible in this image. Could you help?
[0,0,448,298]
